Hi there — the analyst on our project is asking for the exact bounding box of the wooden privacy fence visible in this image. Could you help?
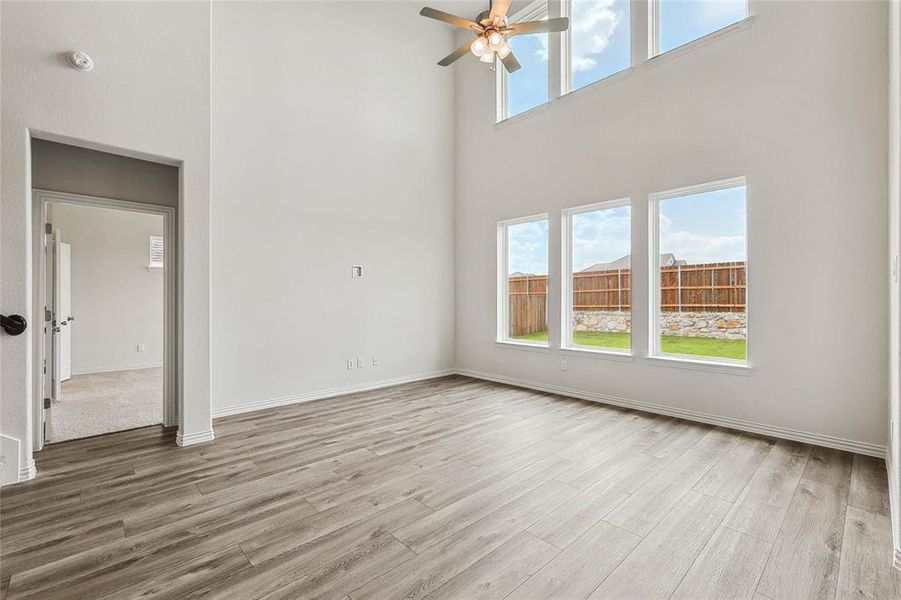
[508,261,746,336]
[508,274,548,337]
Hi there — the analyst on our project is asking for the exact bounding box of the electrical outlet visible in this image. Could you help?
[346,360,354,370]
[137,344,146,353]
[356,357,364,369]
[560,359,568,372]
[372,357,379,367]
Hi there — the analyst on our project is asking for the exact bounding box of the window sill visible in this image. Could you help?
[495,340,551,353]
[559,67,634,103]
[560,346,633,362]
[645,355,750,376]
[495,101,552,128]
[645,15,756,69]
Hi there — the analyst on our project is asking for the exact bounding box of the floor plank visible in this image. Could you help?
[670,527,773,600]
[588,490,731,600]
[835,506,901,599]
[426,532,559,600]
[755,447,853,600]
[505,520,640,600]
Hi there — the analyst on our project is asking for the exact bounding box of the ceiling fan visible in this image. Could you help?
[420,0,570,73]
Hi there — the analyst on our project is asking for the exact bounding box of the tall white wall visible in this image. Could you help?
[1,0,212,480]
[455,1,889,451]
[210,1,456,414]
[52,205,165,375]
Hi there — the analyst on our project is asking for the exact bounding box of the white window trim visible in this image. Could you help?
[648,0,751,59]
[561,198,633,357]
[497,0,551,123]
[647,176,749,367]
[497,213,550,347]
[148,235,164,270]
[560,0,632,96]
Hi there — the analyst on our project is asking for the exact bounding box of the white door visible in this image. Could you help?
[50,232,72,415]
[59,242,72,382]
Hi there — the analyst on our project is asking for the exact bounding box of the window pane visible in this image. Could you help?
[508,31,548,117]
[570,0,631,91]
[658,185,746,361]
[658,0,746,54]
[570,204,631,350]
[507,219,549,342]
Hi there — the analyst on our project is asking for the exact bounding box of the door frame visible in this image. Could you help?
[31,189,178,449]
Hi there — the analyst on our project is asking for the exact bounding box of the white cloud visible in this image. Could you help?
[571,208,630,270]
[660,230,745,264]
[508,220,549,275]
[535,0,623,70]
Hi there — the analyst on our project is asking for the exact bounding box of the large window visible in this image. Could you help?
[564,0,631,93]
[563,199,631,353]
[499,0,549,120]
[652,0,748,56]
[498,215,550,345]
[649,178,747,364]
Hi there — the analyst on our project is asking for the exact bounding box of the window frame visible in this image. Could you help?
[560,0,632,96]
[497,0,551,122]
[647,176,748,368]
[648,0,750,58]
[497,213,551,347]
[561,198,632,356]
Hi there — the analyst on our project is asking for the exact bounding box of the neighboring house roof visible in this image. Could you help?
[580,254,684,272]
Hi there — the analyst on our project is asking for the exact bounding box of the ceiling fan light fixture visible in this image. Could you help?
[496,41,512,59]
[488,31,504,49]
[479,48,495,63]
[470,37,487,57]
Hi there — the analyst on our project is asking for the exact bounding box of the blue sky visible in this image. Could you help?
[508,186,746,275]
[508,0,746,115]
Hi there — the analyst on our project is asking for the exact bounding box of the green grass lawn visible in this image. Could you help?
[512,330,746,361]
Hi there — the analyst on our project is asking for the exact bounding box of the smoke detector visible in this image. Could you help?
[67,51,94,72]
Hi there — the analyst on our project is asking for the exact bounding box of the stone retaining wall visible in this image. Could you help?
[573,310,746,340]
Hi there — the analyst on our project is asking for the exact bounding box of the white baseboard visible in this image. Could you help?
[71,363,163,376]
[211,368,457,419]
[176,429,215,447]
[18,461,37,483]
[456,368,887,458]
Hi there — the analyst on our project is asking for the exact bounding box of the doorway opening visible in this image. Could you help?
[33,190,177,446]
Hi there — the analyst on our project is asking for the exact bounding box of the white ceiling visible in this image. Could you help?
[415,1,532,21]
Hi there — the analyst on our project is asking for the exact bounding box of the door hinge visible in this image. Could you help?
[44,307,51,322]
[42,358,46,375]
[43,397,51,409]
[45,222,52,235]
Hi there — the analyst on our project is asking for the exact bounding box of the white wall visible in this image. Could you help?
[1,0,212,481]
[52,204,164,375]
[455,1,889,452]
[210,1,456,414]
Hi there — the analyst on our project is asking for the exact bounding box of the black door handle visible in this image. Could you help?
[1,314,27,336]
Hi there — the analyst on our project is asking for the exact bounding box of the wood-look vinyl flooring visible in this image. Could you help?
[1,375,898,599]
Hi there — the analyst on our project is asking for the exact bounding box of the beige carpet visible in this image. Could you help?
[50,367,163,443]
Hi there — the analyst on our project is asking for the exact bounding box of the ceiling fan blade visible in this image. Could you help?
[438,38,476,67]
[509,17,570,36]
[489,0,512,21]
[420,7,479,30]
[500,50,521,73]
